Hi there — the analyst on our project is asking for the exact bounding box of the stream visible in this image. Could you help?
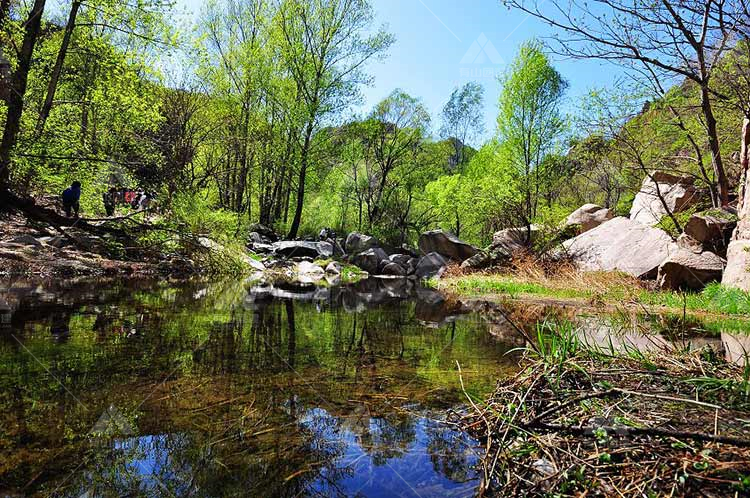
[0,277,748,497]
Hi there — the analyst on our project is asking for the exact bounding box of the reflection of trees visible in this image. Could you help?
[361,414,417,465]
[425,419,474,483]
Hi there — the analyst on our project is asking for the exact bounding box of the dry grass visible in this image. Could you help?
[452,327,750,497]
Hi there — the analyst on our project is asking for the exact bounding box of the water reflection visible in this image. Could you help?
[0,278,510,497]
[1,278,748,497]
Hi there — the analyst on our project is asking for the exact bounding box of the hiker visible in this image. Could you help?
[61,181,81,218]
[103,187,117,216]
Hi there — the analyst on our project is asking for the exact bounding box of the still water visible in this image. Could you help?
[0,277,748,497]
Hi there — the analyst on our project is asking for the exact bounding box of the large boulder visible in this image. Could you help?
[345,232,380,255]
[562,217,676,279]
[683,211,737,256]
[415,252,448,279]
[248,223,279,242]
[630,171,699,226]
[381,262,407,277]
[657,248,726,290]
[460,226,536,270]
[350,247,388,274]
[418,230,478,262]
[296,261,326,283]
[565,204,614,234]
[272,241,333,259]
[722,240,750,290]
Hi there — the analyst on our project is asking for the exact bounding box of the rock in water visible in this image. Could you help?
[415,252,448,279]
[565,204,614,234]
[630,171,699,226]
[563,217,675,279]
[657,248,726,290]
[350,247,388,274]
[272,241,333,259]
[418,230,478,262]
[345,233,381,255]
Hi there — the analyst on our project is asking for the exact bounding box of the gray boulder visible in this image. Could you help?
[630,171,699,226]
[562,217,676,279]
[415,252,448,279]
[381,262,407,277]
[461,226,536,270]
[657,248,726,290]
[389,254,412,267]
[248,223,279,242]
[272,241,333,259]
[418,230,478,262]
[350,247,388,274]
[296,261,326,283]
[345,233,381,255]
[565,204,614,234]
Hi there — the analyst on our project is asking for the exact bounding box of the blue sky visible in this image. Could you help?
[174,0,624,145]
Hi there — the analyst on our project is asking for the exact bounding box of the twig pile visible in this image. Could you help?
[457,347,750,497]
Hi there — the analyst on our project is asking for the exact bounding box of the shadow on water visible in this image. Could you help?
[0,277,748,497]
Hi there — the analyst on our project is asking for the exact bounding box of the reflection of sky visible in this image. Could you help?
[300,407,480,498]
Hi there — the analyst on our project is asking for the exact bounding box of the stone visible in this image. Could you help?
[345,232,381,255]
[562,217,676,279]
[565,204,614,233]
[241,254,266,272]
[9,235,43,247]
[460,227,536,270]
[418,230,478,262]
[722,240,750,290]
[272,241,333,259]
[296,261,326,282]
[248,232,265,244]
[630,171,699,226]
[325,261,342,275]
[414,252,448,279]
[389,254,412,267]
[248,223,279,242]
[657,248,726,290]
[683,211,737,253]
[350,247,388,274]
[381,262,407,277]
[676,233,704,254]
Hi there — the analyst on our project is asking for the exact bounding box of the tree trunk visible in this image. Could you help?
[287,123,313,239]
[0,0,10,24]
[0,0,47,191]
[700,86,730,207]
[36,0,80,137]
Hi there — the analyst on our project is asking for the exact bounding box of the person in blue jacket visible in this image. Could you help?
[62,181,81,218]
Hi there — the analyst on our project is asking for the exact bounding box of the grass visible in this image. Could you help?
[436,270,750,318]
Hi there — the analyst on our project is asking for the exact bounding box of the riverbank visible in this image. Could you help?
[434,263,750,318]
[455,324,750,496]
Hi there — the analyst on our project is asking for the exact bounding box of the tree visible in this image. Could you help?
[497,41,568,238]
[278,0,393,239]
[440,82,484,168]
[0,0,47,190]
[503,0,750,207]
